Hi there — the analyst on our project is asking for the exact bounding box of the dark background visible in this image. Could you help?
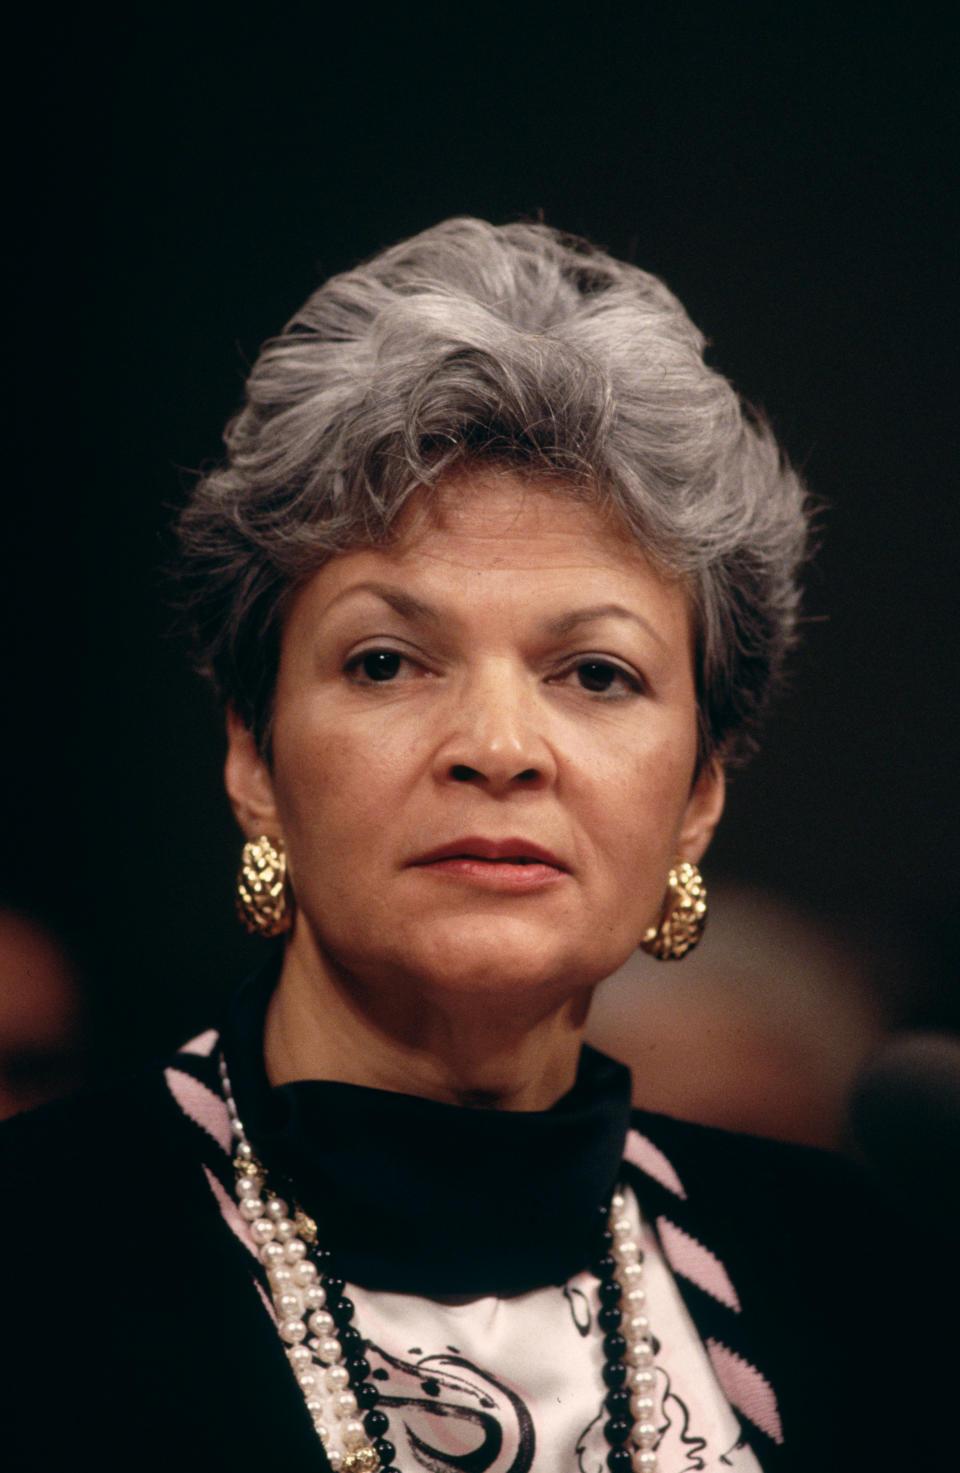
[5,4,958,1067]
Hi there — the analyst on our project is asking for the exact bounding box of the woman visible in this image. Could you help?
[0,220,932,1472]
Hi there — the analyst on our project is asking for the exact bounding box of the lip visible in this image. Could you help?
[407,838,570,893]
[409,837,568,870]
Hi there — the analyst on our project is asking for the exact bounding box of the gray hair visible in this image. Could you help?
[176,217,810,762]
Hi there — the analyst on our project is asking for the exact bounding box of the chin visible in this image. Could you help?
[382,915,628,1000]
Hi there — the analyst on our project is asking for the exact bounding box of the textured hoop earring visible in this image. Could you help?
[640,861,707,960]
[236,835,292,938]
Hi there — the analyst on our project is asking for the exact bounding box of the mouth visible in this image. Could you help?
[411,839,568,869]
[407,839,569,891]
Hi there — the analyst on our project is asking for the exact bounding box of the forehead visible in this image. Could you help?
[354,471,675,584]
[281,471,695,658]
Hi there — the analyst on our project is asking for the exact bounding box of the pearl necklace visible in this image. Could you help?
[218,1053,662,1472]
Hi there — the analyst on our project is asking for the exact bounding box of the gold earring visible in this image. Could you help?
[236,835,292,938]
[640,861,707,960]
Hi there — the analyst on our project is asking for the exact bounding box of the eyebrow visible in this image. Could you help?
[328,582,443,624]
[544,603,667,648]
[331,584,666,649]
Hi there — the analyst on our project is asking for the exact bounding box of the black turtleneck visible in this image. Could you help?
[220,964,633,1298]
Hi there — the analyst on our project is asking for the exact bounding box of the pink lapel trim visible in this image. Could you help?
[624,1128,687,1199]
[706,1338,784,1445]
[178,1028,219,1057]
[164,1066,233,1154]
[656,1215,742,1313]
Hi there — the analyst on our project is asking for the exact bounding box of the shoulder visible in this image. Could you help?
[624,1106,901,1324]
[0,1033,226,1222]
[624,1109,951,1471]
[629,1101,841,1168]
[0,1065,171,1172]
[623,1109,893,1354]
[0,1039,322,1467]
[626,1105,871,1222]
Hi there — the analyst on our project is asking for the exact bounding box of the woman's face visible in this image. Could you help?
[227,473,724,1009]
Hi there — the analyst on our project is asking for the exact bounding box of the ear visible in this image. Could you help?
[676,759,725,866]
[224,707,282,840]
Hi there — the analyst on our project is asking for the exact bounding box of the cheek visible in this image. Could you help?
[270,714,413,867]
[591,743,696,886]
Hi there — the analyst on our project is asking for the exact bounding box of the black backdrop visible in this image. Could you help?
[5,5,958,1062]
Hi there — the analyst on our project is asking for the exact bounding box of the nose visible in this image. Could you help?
[432,661,557,793]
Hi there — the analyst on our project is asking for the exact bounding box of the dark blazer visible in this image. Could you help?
[0,1045,950,1473]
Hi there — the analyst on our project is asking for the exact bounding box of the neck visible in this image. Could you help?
[263,936,592,1112]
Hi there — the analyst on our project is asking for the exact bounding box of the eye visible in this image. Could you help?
[560,659,643,698]
[348,649,406,683]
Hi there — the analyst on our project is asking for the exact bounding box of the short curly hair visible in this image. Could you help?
[176,217,810,763]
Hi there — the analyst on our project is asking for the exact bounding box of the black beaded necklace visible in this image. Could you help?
[220,1051,661,1473]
